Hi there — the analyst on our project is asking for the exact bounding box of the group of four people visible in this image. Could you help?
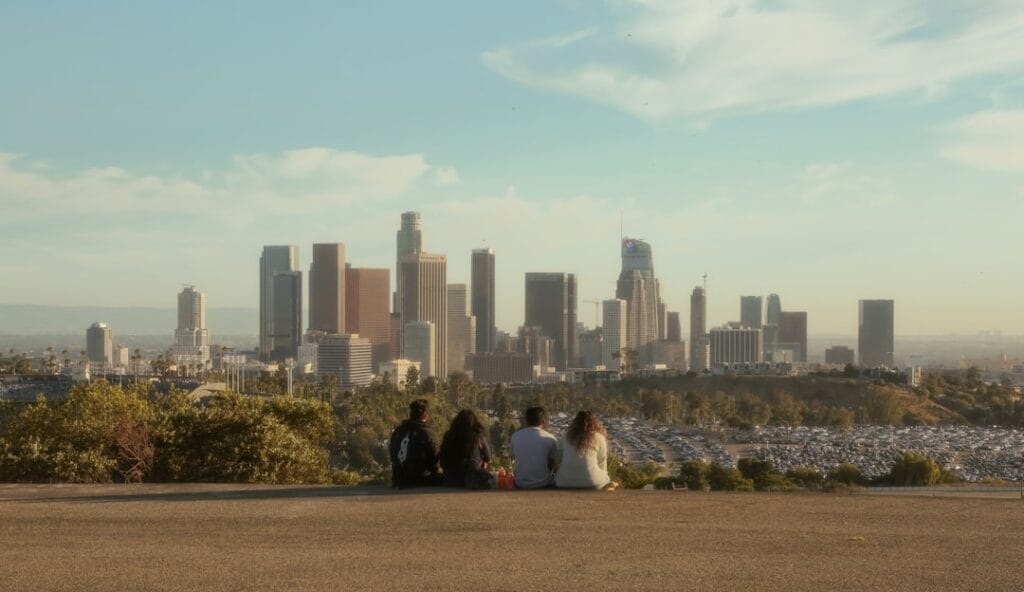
[389,400,619,491]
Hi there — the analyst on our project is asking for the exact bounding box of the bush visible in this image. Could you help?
[0,382,335,484]
[609,456,663,489]
[828,463,866,486]
[708,463,754,492]
[785,467,825,490]
[678,460,710,491]
[887,452,941,486]
[0,381,153,483]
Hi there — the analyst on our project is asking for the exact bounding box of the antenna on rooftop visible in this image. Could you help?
[702,273,707,292]
[619,210,624,242]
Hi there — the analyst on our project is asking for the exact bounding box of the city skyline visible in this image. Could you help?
[2,3,1024,335]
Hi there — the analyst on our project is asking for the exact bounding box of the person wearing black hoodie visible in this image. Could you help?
[388,399,441,489]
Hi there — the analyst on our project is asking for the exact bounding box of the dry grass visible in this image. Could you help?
[0,485,1021,591]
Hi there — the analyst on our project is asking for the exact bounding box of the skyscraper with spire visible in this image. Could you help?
[395,211,423,314]
[690,285,708,372]
[615,238,661,361]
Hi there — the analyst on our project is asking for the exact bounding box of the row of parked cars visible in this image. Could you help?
[737,425,1024,481]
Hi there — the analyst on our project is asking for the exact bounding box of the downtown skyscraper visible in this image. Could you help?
[524,272,577,371]
[615,238,662,360]
[690,285,708,372]
[471,248,496,353]
[86,322,113,366]
[260,245,302,361]
[309,243,346,335]
[395,211,423,314]
[447,283,476,374]
[602,298,627,369]
[740,296,763,329]
[345,266,391,371]
[859,299,895,368]
[777,311,808,363]
[171,285,209,367]
[398,252,447,378]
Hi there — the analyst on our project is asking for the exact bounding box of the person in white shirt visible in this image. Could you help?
[555,410,619,491]
[510,406,559,489]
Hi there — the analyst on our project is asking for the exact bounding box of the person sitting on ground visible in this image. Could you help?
[388,399,441,489]
[510,406,559,489]
[439,409,493,489]
[555,410,619,491]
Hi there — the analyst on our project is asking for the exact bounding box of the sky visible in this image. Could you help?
[1,1,1023,336]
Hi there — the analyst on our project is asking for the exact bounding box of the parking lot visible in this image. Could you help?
[545,416,1024,481]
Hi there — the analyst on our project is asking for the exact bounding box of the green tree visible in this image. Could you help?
[828,463,866,486]
[609,457,663,489]
[677,460,710,491]
[707,463,754,492]
[785,466,824,490]
[888,452,941,486]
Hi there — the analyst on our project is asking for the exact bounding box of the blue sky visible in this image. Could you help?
[1,1,1023,335]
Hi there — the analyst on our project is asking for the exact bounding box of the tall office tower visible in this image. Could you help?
[309,243,345,335]
[172,285,210,367]
[446,283,476,373]
[651,340,688,370]
[666,312,682,342]
[345,266,391,371]
[859,299,895,368]
[709,326,763,366]
[825,346,855,366]
[577,328,603,369]
[471,248,496,353]
[517,325,554,371]
[763,293,781,355]
[776,311,808,362]
[398,253,447,377]
[388,313,402,361]
[403,321,436,378]
[765,294,782,325]
[86,322,113,366]
[656,282,668,340]
[260,245,302,361]
[602,298,628,369]
[177,285,206,334]
[316,334,372,392]
[524,272,577,370]
[690,286,708,372]
[395,211,423,314]
[740,296,764,329]
[615,238,661,358]
[465,352,534,384]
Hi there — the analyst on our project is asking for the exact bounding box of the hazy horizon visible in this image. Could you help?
[3,2,1023,335]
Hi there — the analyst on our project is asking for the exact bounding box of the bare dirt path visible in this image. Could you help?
[1,484,1021,592]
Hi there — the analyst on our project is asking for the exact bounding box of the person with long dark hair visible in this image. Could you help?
[555,410,618,490]
[439,409,493,489]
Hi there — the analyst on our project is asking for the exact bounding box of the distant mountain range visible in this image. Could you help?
[0,304,257,336]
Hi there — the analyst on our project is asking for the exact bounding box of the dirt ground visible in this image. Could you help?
[1,484,1021,592]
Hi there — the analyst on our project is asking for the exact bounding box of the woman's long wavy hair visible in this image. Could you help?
[566,410,606,453]
[440,409,484,469]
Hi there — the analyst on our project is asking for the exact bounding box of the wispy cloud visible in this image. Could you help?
[939,109,1024,172]
[483,1,1024,120]
[0,148,439,219]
